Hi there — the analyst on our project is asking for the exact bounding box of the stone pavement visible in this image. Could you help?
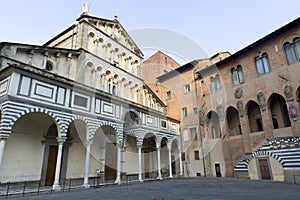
[7,177,300,200]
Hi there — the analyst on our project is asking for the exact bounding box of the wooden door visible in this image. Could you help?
[259,159,271,180]
[45,145,58,186]
[104,143,117,181]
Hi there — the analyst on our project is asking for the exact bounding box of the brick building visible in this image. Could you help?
[196,17,300,182]
[142,51,230,177]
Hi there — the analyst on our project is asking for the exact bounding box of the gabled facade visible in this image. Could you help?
[0,12,182,190]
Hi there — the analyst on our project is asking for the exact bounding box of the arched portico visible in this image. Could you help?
[226,106,241,136]
[0,112,63,186]
[92,125,119,182]
[123,134,139,180]
[160,137,169,177]
[142,133,157,179]
[206,111,221,139]
[171,139,180,176]
[246,101,263,133]
[65,120,87,181]
[268,93,291,129]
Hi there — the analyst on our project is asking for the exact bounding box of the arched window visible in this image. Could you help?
[215,74,221,91]
[231,68,238,85]
[231,65,244,85]
[255,53,270,76]
[237,65,244,83]
[210,74,221,93]
[112,85,117,95]
[210,76,216,93]
[284,37,300,65]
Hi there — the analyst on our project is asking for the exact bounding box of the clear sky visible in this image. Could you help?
[0,0,299,63]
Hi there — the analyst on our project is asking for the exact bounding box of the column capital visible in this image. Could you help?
[116,142,123,148]
[56,137,67,144]
[136,136,143,148]
[137,143,143,149]
[156,143,161,150]
[85,140,93,146]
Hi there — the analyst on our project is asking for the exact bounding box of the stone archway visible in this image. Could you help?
[160,137,169,177]
[143,133,157,179]
[123,134,139,180]
[206,111,221,139]
[246,101,263,133]
[171,140,179,176]
[93,125,118,181]
[0,112,59,184]
[64,119,87,181]
[268,93,291,129]
[226,106,241,136]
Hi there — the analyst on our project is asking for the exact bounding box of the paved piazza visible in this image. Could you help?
[10,178,299,200]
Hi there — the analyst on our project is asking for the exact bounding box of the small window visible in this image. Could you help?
[184,84,191,93]
[189,127,198,141]
[210,77,216,93]
[193,107,198,115]
[255,53,271,76]
[112,85,117,95]
[166,91,171,100]
[45,60,53,71]
[194,151,200,160]
[74,95,88,107]
[161,120,167,128]
[231,65,244,85]
[210,74,221,93]
[182,107,187,117]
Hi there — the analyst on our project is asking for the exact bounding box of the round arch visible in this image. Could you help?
[143,133,158,178]
[296,85,300,102]
[1,112,60,184]
[206,110,221,139]
[267,93,291,129]
[226,106,241,136]
[91,124,119,181]
[160,137,169,177]
[246,100,263,133]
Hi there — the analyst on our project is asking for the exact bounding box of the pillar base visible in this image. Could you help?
[115,179,121,185]
[83,183,90,188]
[157,176,163,180]
[139,179,143,182]
[52,184,61,191]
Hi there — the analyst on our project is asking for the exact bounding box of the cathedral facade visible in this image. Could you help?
[0,13,182,189]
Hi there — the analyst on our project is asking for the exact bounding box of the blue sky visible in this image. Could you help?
[0,0,299,63]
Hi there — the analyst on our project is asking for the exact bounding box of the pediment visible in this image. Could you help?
[80,15,143,57]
